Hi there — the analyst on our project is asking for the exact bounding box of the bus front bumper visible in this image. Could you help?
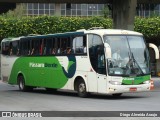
[107,83,152,94]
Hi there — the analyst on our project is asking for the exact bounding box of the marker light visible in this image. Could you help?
[143,80,150,84]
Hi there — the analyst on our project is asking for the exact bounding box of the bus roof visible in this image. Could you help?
[25,31,85,39]
[1,37,23,42]
[1,29,143,42]
[82,29,143,36]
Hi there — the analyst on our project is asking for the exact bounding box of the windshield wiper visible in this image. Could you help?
[127,52,144,75]
[131,52,144,75]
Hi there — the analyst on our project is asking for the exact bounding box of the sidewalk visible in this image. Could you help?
[151,77,160,88]
[152,77,160,81]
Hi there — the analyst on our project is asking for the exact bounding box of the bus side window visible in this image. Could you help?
[51,38,57,55]
[39,39,43,55]
[88,34,106,74]
[45,38,52,55]
[73,36,86,54]
[30,39,40,55]
[2,42,9,55]
[20,39,30,56]
[9,42,13,56]
[12,41,19,56]
[17,48,20,56]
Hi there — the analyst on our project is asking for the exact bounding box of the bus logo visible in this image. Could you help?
[29,62,58,68]
[2,112,11,117]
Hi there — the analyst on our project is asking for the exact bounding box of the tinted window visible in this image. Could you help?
[73,36,86,54]
[88,34,106,74]
[11,41,19,55]
[2,42,10,55]
[19,35,87,56]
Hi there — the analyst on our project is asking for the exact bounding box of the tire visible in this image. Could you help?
[77,80,89,98]
[112,93,122,97]
[18,75,33,92]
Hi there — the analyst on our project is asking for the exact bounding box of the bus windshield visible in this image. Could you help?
[104,35,150,76]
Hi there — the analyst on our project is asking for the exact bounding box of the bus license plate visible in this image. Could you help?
[130,87,137,92]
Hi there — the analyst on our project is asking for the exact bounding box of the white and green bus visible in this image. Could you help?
[1,28,159,97]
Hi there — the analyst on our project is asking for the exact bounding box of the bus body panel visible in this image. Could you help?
[1,55,18,83]
[107,83,151,94]
[5,56,75,89]
[2,55,94,91]
[106,75,151,94]
[61,56,96,92]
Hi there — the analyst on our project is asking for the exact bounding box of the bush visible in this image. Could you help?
[134,17,160,40]
[0,16,159,40]
[0,16,113,38]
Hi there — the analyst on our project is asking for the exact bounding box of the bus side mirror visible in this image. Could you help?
[149,43,159,59]
[104,43,111,58]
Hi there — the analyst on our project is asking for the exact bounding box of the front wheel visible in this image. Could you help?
[77,80,89,98]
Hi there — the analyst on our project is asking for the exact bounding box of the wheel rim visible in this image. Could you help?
[79,83,86,93]
[19,77,24,90]
[19,80,23,90]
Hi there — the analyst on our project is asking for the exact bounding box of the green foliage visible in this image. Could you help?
[0,16,159,40]
[101,4,110,18]
[0,16,112,38]
[134,17,160,39]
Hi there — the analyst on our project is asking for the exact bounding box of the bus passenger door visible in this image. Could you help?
[97,74,107,93]
[87,71,97,92]
[97,48,107,93]
[88,34,107,93]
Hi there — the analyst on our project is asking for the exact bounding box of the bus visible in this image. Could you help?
[1,28,159,97]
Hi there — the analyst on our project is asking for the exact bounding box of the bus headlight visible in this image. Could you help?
[109,81,121,85]
[143,80,150,84]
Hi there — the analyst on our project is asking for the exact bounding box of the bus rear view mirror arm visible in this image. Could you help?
[149,43,159,59]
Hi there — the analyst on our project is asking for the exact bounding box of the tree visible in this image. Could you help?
[2,4,26,18]
[101,4,110,18]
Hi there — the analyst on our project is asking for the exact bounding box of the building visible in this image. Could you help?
[137,4,160,17]
[21,3,160,17]
[23,3,106,17]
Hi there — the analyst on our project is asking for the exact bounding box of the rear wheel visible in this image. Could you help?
[18,75,33,91]
[77,80,89,98]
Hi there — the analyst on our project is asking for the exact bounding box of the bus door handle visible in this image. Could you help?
[97,76,106,79]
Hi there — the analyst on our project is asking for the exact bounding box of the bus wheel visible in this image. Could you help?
[77,80,88,98]
[112,93,122,97]
[18,75,32,92]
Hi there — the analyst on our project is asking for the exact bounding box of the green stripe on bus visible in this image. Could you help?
[8,56,76,88]
[122,75,150,85]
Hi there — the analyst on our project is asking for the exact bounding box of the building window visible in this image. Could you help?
[26,3,55,16]
[137,4,160,17]
[60,3,105,17]
[24,3,160,17]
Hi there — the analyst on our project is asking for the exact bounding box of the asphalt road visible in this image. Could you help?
[0,78,160,119]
